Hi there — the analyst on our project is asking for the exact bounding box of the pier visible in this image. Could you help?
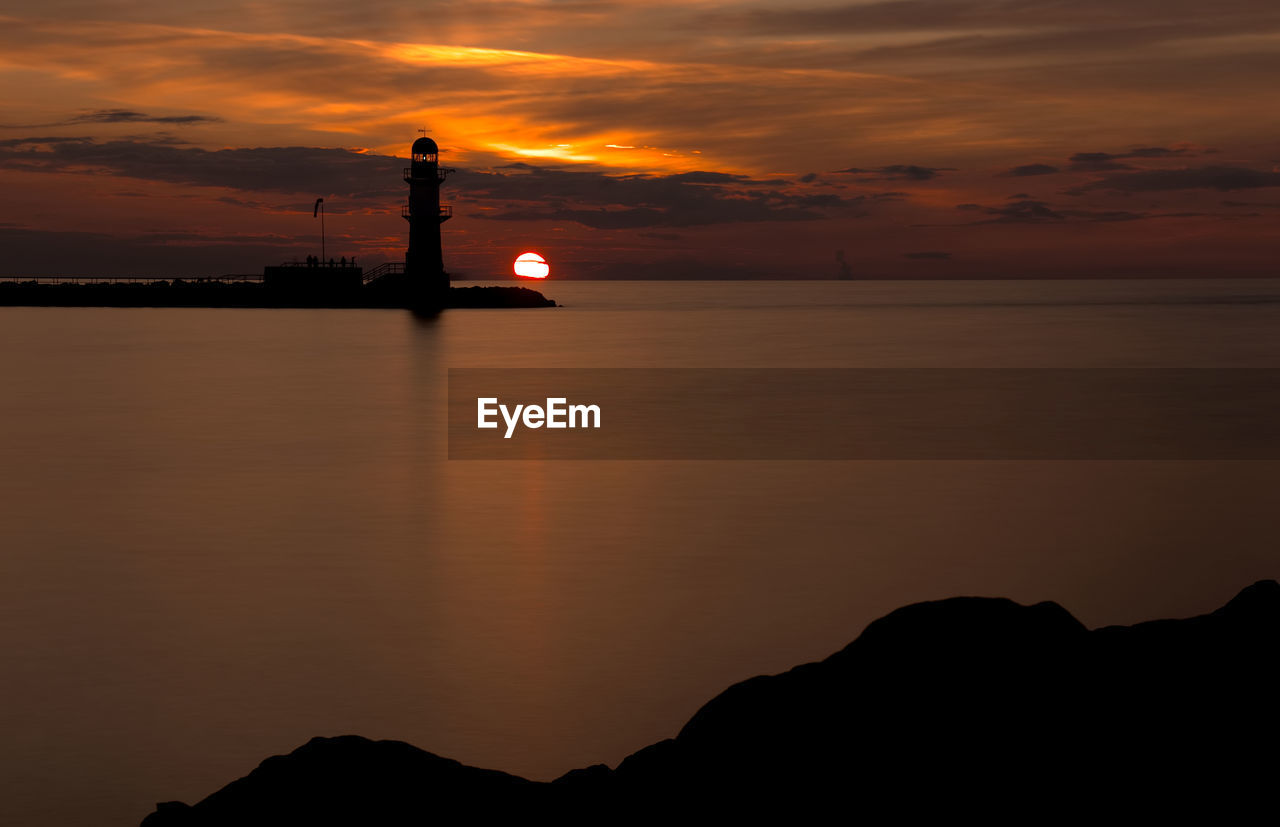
[0,134,554,310]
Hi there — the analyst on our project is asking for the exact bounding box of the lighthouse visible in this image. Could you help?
[403,135,453,296]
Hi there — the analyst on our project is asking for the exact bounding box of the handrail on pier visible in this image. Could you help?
[362,262,406,285]
[0,274,264,286]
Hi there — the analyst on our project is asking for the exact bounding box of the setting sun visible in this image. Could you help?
[514,251,549,279]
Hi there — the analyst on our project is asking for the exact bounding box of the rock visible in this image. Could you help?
[144,581,1280,824]
[445,285,557,308]
[141,736,546,826]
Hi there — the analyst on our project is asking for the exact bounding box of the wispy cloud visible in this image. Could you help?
[0,137,402,197]
[959,199,1148,224]
[1002,164,1059,177]
[1069,166,1280,194]
[464,164,867,228]
[834,165,953,181]
[0,109,221,128]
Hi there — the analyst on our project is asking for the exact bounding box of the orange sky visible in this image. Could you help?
[1,2,1278,278]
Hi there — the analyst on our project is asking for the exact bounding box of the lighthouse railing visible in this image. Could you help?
[403,167,453,183]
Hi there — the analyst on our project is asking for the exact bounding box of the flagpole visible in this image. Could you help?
[314,197,325,263]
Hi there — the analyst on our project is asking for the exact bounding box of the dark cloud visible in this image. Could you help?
[834,164,952,181]
[904,251,951,260]
[1004,163,1059,177]
[1007,193,1033,199]
[135,230,295,244]
[0,135,89,147]
[664,171,756,184]
[980,199,1065,223]
[473,198,836,229]
[711,0,1278,35]
[1069,166,1280,194]
[70,109,221,125]
[965,199,1147,224]
[0,137,403,198]
[0,110,220,128]
[1067,153,1135,171]
[463,164,865,228]
[1127,147,1188,158]
[705,1,1280,69]
[1067,147,1195,171]
[1222,200,1280,208]
[0,226,302,277]
[799,172,820,183]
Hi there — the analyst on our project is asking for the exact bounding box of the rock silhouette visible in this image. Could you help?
[143,581,1280,825]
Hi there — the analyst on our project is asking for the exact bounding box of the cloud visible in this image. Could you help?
[964,199,1147,224]
[0,137,403,198]
[1003,163,1059,177]
[1067,146,1195,171]
[979,199,1065,223]
[834,164,953,181]
[1222,200,1280,209]
[711,0,1279,34]
[462,163,865,228]
[904,251,951,260]
[1069,166,1280,194]
[0,110,220,128]
[1067,153,1134,171]
[664,171,765,185]
[0,135,89,148]
[70,109,221,125]
[0,226,300,277]
[706,1,1280,67]
[0,136,878,228]
[470,196,843,229]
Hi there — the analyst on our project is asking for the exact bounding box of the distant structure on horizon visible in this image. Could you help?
[403,135,454,294]
[836,249,854,280]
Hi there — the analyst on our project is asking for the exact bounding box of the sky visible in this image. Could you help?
[1,1,1278,279]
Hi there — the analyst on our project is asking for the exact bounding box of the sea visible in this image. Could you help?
[1,279,1277,825]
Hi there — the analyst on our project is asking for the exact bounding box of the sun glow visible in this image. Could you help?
[514,252,549,279]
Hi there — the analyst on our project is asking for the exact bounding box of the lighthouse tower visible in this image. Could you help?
[403,135,453,295]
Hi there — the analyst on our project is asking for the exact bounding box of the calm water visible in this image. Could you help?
[1,280,1278,825]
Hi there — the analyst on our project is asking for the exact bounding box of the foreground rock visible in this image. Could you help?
[144,581,1280,824]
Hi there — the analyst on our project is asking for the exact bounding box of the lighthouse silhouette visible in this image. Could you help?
[403,135,453,298]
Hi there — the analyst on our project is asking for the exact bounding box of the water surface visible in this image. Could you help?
[1,280,1277,825]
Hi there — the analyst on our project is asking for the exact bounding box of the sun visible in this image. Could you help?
[513,251,549,279]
